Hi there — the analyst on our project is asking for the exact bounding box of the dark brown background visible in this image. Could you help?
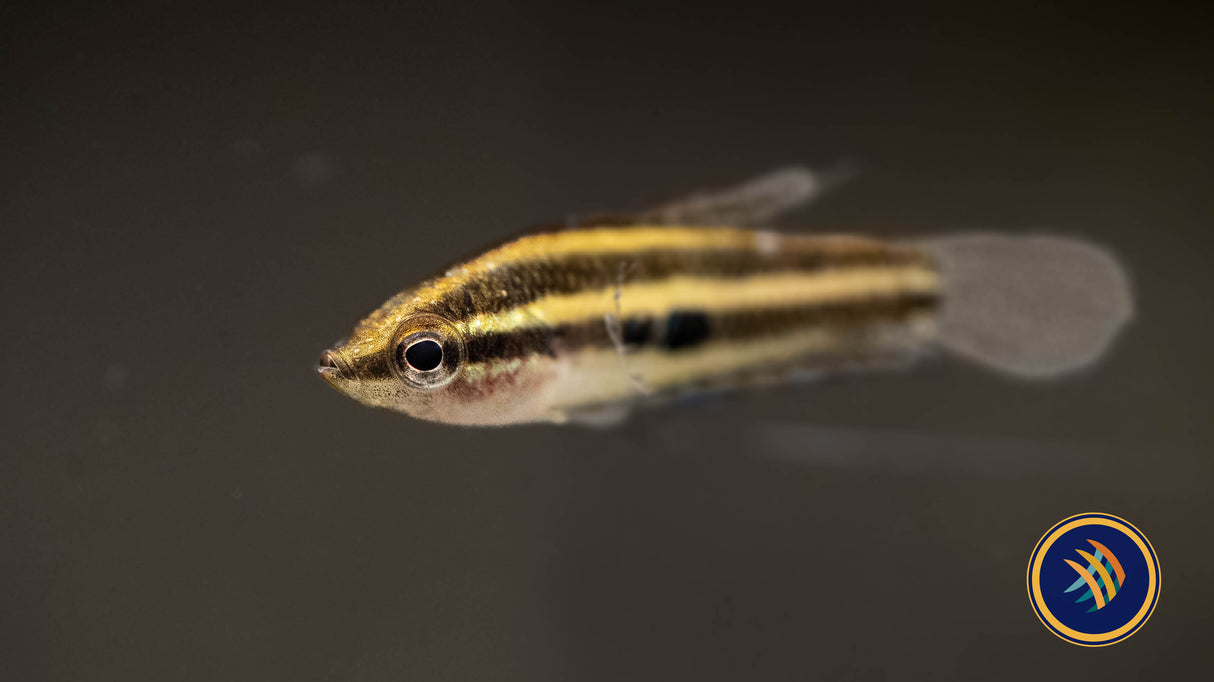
[3,2,1211,680]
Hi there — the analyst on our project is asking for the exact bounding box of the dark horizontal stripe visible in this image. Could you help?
[462,326,559,363]
[422,243,933,322]
[462,293,939,364]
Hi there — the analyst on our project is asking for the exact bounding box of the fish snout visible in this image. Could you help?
[316,349,349,384]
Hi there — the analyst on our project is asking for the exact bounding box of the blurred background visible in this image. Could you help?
[3,2,1211,680]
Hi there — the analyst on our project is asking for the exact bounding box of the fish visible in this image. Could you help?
[316,167,1133,426]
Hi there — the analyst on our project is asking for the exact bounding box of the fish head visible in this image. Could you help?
[316,280,559,426]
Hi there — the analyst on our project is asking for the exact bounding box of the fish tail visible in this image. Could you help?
[917,233,1134,377]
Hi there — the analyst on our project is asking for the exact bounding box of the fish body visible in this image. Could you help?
[318,168,1132,426]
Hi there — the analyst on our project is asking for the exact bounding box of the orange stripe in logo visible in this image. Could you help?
[1088,539,1126,585]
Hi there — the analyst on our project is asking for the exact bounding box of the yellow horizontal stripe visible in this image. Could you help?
[422,228,891,298]
[483,226,760,260]
[455,265,939,336]
[461,227,899,271]
[392,228,766,335]
[344,226,920,361]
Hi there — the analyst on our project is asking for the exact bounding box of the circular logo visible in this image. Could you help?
[1027,512,1160,646]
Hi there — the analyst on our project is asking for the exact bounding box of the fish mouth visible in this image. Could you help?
[316,349,350,385]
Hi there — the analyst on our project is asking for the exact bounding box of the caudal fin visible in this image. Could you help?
[920,233,1134,378]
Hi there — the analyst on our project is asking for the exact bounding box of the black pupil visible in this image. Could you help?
[404,339,443,371]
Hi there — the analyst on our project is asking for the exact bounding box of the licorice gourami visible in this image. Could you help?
[317,168,1132,426]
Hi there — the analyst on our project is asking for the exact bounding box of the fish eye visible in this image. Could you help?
[391,317,463,390]
[404,339,443,371]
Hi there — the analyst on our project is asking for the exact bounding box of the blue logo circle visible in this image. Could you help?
[1027,513,1160,646]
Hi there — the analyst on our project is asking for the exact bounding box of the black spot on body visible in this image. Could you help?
[622,319,652,346]
[661,311,712,350]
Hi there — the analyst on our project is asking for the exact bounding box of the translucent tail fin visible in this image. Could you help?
[920,233,1134,378]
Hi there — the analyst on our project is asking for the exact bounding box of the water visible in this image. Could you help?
[3,3,1211,680]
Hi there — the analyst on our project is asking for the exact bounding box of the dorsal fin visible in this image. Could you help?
[557,165,846,230]
[632,165,831,226]
[489,166,845,258]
